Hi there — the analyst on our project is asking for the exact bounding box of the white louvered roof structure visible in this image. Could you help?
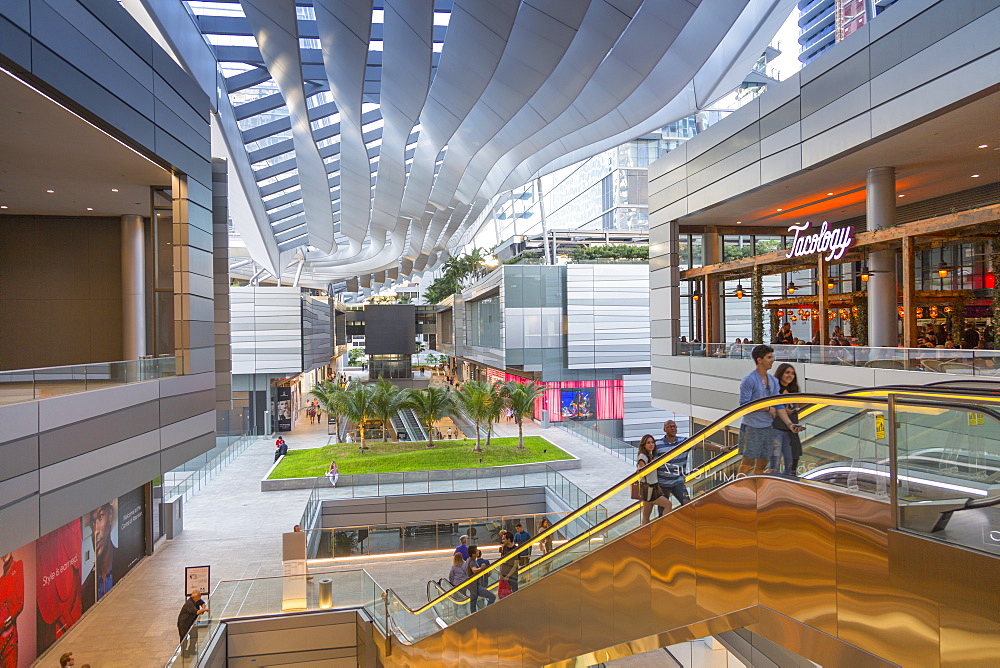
[175,0,793,289]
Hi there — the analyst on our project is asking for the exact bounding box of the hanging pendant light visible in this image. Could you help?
[786,280,797,294]
[937,261,950,278]
[860,264,871,282]
[734,283,745,299]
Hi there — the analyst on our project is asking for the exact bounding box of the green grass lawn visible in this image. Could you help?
[268,436,572,479]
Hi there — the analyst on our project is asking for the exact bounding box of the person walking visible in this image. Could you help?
[768,363,802,476]
[497,530,520,593]
[325,461,339,487]
[636,434,672,524]
[512,523,532,579]
[736,345,803,477]
[464,546,495,613]
[653,420,731,517]
[536,517,553,557]
[177,590,208,657]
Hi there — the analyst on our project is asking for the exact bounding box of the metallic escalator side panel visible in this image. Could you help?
[612,528,655,644]
[579,537,617,656]
[756,478,838,636]
[938,606,1000,667]
[694,477,759,618]
[888,530,1000,667]
[541,559,583,667]
[746,606,898,668]
[835,492,940,667]
[472,622,501,668]
[648,501,699,626]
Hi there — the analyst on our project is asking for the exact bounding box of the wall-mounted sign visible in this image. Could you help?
[786,221,854,261]
[874,413,886,440]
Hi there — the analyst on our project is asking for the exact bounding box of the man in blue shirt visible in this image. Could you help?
[454,535,469,560]
[737,345,803,477]
[655,419,731,515]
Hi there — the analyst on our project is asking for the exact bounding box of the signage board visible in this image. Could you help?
[185,565,211,599]
[786,221,854,261]
[874,413,886,440]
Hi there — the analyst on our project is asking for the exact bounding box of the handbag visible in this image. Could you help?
[630,480,643,500]
[498,578,512,599]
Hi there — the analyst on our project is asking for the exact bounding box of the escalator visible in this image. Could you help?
[372,386,1000,667]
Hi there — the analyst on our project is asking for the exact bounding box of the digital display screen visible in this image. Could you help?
[560,388,594,421]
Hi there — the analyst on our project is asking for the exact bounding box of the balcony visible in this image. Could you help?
[0,357,177,406]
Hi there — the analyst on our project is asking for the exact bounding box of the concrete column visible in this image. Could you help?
[703,228,723,342]
[866,167,898,347]
[121,214,146,360]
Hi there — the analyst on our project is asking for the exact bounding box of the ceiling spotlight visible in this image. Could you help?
[735,283,745,299]
[776,208,783,212]
[0,205,7,209]
[46,189,54,193]
[827,192,833,196]
[736,221,742,224]
[898,194,905,198]
[971,174,980,178]
[86,207,93,211]
[111,188,119,192]
[979,144,988,149]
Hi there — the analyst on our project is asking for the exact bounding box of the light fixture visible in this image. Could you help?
[937,261,950,278]
[111,188,119,192]
[0,205,7,209]
[790,315,798,321]
[987,272,996,289]
[979,144,988,149]
[692,285,701,302]
[777,310,785,317]
[786,280,797,294]
[916,307,924,318]
[736,221,742,224]
[86,207,93,211]
[860,264,871,282]
[827,279,835,290]
[971,174,980,178]
[827,192,833,196]
[776,208,783,212]
[734,283,745,299]
[944,306,953,314]
[46,189,54,193]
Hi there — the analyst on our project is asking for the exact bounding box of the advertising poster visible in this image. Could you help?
[82,499,119,603]
[560,388,594,421]
[276,386,292,432]
[117,487,145,578]
[35,520,82,656]
[2,544,36,668]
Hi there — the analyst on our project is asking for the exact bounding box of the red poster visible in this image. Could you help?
[1,544,36,668]
[34,521,82,657]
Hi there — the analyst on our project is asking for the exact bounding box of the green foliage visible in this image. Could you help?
[371,378,409,442]
[347,348,366,367]
[403,386,454,448]
[311,380,346,440]
[423,247,496,304]
[366,294,399,304]
[452,380,495,452]
[567,244,648,262]
[723,242,754,262]
[268,436,571,478]
[751,267,764,344]
[338,381,378,450]
[503,382,545,450]
[851,294,868,346]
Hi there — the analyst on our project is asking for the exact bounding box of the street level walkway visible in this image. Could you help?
[39,415,636,667]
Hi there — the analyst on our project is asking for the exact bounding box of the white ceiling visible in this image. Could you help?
[0,68,171,218]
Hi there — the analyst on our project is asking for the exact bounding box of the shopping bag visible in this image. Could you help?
[498,578,512,599]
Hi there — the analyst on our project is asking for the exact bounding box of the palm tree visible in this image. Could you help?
[339,381,378,450]
[482,381,508,449]
[371,378,408,442]
[311,380,346,441]
[452,380,493,452]
[404,386,452,448]
[504,381,545,450]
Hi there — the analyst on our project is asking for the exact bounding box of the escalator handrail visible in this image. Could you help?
[388,391,903,615]
[389,387,1000,626]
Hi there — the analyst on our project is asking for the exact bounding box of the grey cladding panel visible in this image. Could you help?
[0,495,40,557]
[39,453,159,534]
[160,433,215,471]
[160,389,215,426]
[0,436,39,482]
[38,399,160,467]
[800,50,871,118]
[759,99,800,139]
[0,15,31,69]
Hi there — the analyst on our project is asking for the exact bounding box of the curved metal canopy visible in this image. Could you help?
[185,0,793,288]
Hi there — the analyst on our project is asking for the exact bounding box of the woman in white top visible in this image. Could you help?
[637,434,673,524]
[326,461,339,487]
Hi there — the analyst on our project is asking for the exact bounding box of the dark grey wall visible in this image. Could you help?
[302,296,333,372]
[225,610,361,668]
[0,215,123,370]
[363,304,416,354]
[212,158,232,410]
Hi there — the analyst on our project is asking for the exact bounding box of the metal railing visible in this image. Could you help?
[162,430,255,503]
[555,420,638,465]
[300,463,594,531]
[165,568,387,668]
[0,356,176,406]
[306,508,606,560]
[680,342,1000,376]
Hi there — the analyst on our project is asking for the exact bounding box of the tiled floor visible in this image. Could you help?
[38,409,637,666]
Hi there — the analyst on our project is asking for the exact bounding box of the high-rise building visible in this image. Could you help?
[799,0,902,65]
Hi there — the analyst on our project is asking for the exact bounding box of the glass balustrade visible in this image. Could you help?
[0,356,176,406]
